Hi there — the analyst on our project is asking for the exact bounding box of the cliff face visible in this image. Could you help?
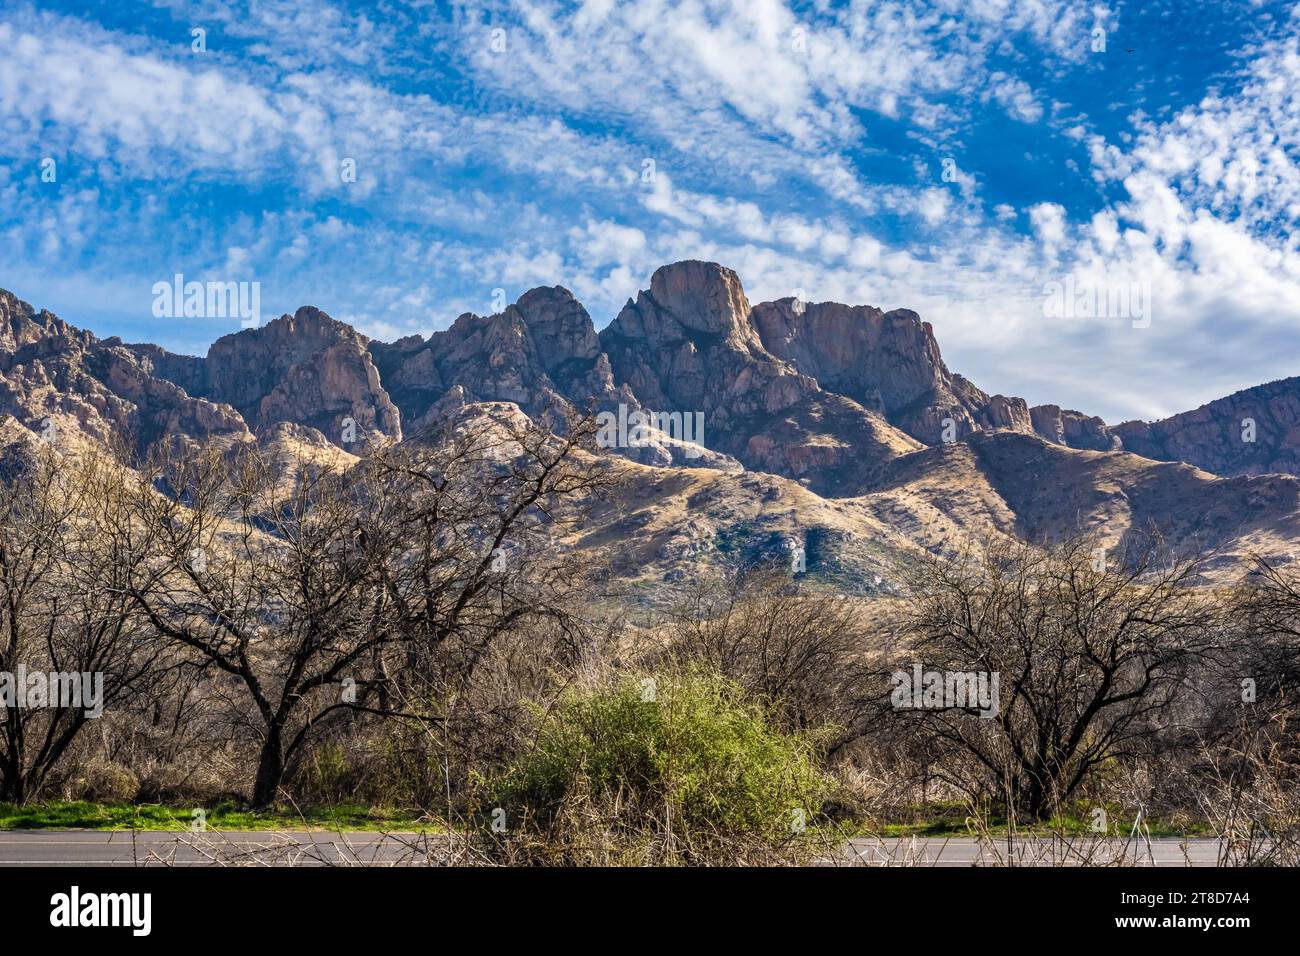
[749,295,1137,461]
[747,286,1300,477]
[370,286,631,434]
[0,289,249,454]
[749,298,1033,443]
[196,307,401,447]
[1028,404,1119,452]
[4,262,1299,490]
[598,262,922,493]
[1109,379,1300,477]
[368,263,920,490]
[3,267,1299,594]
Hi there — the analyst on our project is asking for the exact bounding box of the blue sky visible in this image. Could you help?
[1,0,1298,423]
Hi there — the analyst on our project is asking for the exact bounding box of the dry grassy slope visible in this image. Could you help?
[255,422,361,484]
[7,399,1299,600]
[566,455,925,600]
[0,415,359,549]
[855,429,1300,578]
[567,425,1300,597]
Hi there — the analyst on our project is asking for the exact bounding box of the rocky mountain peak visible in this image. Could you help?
[598,262,923,492]
[749,294,1036,445]
[642,260,757,345]
[0,289,83,350]
[4,263,1299,497]
[750,299,942,414]
[1111,377,1300,476]
[0,290,248,454]
[371,286,632,435]
[511,286,601,373]
[217,305,366,360]
[196,306,398,447]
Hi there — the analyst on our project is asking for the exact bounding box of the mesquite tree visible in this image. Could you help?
[127,408,602,808]
[126,440,417,807]
[0,444,164,802]
[887,534,1225,821]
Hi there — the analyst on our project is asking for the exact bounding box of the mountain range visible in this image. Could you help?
[3,260,1298,594]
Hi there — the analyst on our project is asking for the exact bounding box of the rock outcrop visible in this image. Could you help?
[1110,378,1300,477]
[371,286,636,436]
[599,262,922,493]
[197,307,400,447]
[4,264,1300,597]
[1029,404,1119,452]
[5,261,1300,499]
[749,298,1026,441]
[0,289,249,454]
[745,286,1300,479]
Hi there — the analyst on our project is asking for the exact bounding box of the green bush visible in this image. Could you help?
[486,666,838,864]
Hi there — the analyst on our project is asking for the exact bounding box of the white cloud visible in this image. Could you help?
[1029,202,1068,245]
[985,72,1045,123]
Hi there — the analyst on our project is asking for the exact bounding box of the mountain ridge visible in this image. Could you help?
[5,260,1293,483]
[3,262,1298,592]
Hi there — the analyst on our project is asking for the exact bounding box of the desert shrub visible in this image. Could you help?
[667,570,875,751]
[292,742,354,805]
[485,666,839,864]
[1192,711,1300,865]
[134,759,234,804]
[70,759,140,803]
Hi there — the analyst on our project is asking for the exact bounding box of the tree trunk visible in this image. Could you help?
[1,738,26,804]
[0,773,24,805]
[251,731,285,808]
[1023,773,1048,822]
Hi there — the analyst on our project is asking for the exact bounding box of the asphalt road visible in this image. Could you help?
[0,830,461,866]
[840,836,1229,866]
[0,831,1233,866]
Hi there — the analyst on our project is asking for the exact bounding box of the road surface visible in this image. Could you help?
[840,835,1228,866]
[0,831,1233,866]
[0,830,460,866]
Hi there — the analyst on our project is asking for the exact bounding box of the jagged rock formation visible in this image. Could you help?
[598,262,922,493]
[369,263,922,490]
[750,297,1033,443]
[192,307,400,447]
[1028,404,1119,451]
[3,263,1300,594]
[1110,379,1300,477]
[125,307,400,449]
[0,289,249,454]
[3,257,1300,502]
[370,286,634,435]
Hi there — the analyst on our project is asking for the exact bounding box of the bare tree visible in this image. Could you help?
[369,408,608,798]
[885,534,1225,821]
[126,408,605,808]
[1235,556,1300,715]
[124,440,418,806]
[667,568,874,752]
[0,444,165,802]
[373,410,604,662]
